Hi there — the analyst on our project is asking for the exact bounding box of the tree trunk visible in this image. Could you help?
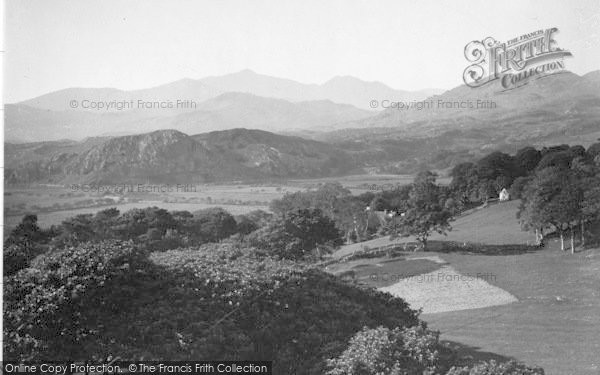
[581,220,585,247]
[570,227,575,254]
[560,231,564,251]
[419,237,427,252]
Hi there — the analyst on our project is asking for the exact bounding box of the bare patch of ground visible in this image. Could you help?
[379,256,518,314]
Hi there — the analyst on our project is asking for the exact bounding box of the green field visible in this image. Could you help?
[327,200,600,374]
[332,200,535,259]
[422,245,600,375]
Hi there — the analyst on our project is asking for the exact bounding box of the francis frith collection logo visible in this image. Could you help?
[463,27,572,89]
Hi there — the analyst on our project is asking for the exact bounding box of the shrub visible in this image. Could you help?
[446,360,544,375]
[5,240,420,374]
[326,326,444,375]
[3,243,44,276]
[4,240,152,361]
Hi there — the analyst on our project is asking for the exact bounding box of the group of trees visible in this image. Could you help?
[269,174,454,251]
[3,206,273,276]
[270,183,374,242]
[448,142,600,252]
[518,158,600,252]
[450,143,600,205]
[5,202,349,274]
[248,208,343,260]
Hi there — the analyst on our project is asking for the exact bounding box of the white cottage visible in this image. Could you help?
[499,188,510,201]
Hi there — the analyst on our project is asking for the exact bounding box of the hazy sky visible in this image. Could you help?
[4,0,600,102]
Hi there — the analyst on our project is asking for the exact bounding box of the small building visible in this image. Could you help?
[499,188,510,202]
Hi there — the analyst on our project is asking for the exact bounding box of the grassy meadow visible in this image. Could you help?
[326,200,600,374]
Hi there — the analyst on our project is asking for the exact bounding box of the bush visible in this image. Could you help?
[4,240,152,361]
[446,360,544,375]
[151,245,420,374]
[4,241,420,373]
[326,326,445,375]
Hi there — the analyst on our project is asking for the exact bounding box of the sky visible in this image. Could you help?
[4,0,600,103]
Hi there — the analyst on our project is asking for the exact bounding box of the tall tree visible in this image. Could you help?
[396,171,452,250]
[519,167,583,253]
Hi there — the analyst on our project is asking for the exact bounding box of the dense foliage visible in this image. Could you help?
[517,145,600,251]
[3,214,52,275]
[449,143,599,205]
[4,241,152,360]
[4,241,420,375]
[248,208,343,259]
[4,207,275,260]
[446,360,544,375]
[326,326,446,375]
[393,171,453,249]
[326,327,545,375]
[271,183,375,242]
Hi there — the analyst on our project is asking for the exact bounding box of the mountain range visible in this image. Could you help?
[9,69,599,146]
[306,70,600,148]
[5,69,600,184]
[5,92,374,142]
[7,70,444,143]
[19,69,440,112]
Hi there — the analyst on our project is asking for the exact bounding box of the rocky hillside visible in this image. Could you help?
[5,129,357,185]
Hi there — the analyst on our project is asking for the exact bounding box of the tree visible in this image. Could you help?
[587,142,600,159]
[450,162,479,202]
[248,208,342,260]
[238,210,274,232]
[582,178,600,246]
[536,150,573,171]
[519,167,583,252]
[6,214,46,247]
[235,216,260,236]
[193,207,238,243]
[53,213,96,246]
[4,215,50,275]
[396,171,452,250]
[476,151,518,183]
[92,207,120,238]
[514,146,542,174]
[509,175,533,200]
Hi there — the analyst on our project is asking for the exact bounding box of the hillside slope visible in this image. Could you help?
[6,92,373,142]
[5,129,356,185]
[333,200,532,258]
